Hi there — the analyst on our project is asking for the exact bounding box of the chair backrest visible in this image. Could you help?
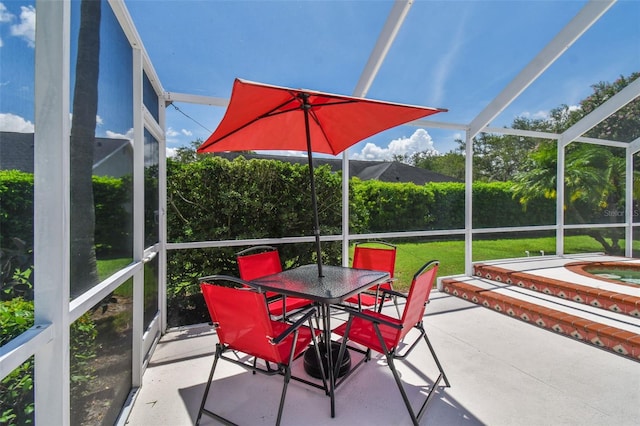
[237,246,282,281]
[398,260,439,342]
[352,242,396,278]
[201,280,283,364]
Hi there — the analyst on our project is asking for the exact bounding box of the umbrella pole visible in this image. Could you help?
[302,95,324,277]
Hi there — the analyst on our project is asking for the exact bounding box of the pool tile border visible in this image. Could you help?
[472,264,640,318]
[441,277,640,362]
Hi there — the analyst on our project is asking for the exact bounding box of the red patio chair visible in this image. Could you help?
[344,241,399,315]
[332,260,450,425]
[237,245,313,320]
[196,276,326,426]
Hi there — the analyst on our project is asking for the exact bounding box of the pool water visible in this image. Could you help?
[587,268,640,285]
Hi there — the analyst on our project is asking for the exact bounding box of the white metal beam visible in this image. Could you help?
[352,0,414,98]
[560,75,640,146]
[629,136,640,154]
[0,325,53,379]
[411,118,468,131]
[343,0,414,264]
[468,0,615,139]
[164,91,229,107]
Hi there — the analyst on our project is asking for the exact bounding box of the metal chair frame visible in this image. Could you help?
[333,260,450,426]
[345,241,400,315]
[197,276,327,426]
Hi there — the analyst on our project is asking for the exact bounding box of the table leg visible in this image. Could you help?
[323,303,335,417]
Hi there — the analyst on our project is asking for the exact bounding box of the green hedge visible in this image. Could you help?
[1,160,558,327]
[354,180,556,233]
[164,157,557,325]
[0,170,131,257]
[0,171,34,249]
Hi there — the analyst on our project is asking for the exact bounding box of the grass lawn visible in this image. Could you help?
[98,235,631,294]
[97,257,133,282]
[390,235,614,291]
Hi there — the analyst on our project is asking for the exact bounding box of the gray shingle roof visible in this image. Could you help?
[213,152,460,185]
[0,132,131,173]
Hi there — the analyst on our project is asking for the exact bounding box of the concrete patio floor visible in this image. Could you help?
[125,290,640,426]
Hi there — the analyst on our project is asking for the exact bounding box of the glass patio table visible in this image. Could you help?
[247,264,390,418]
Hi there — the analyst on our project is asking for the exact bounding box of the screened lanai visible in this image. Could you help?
[1,0,639,424]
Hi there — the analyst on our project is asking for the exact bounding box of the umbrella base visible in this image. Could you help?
[303,341,351,379]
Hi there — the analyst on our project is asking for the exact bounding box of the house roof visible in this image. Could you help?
[214,152,460,185]
[0,132,35,173]
[0,132,131,174]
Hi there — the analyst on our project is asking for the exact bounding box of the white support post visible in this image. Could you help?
[132,47,144,388]
[464,129,473,276]
[341,153,350,266]
[626,147,633,256]
[158,86,168,335]
[34,0,71,424]
[556,141,565,255]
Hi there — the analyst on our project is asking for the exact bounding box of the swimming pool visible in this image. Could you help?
[566,261,640,286]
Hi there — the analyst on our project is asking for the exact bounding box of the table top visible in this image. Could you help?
[248,264,390,304]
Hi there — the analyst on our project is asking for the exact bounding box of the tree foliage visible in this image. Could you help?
[407,72,639,254]
[511,72,639,254]
[411,150,465,180]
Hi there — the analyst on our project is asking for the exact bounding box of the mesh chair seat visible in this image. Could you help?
[333,310,403,354]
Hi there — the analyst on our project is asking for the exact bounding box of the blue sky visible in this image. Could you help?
[1,0,639,159]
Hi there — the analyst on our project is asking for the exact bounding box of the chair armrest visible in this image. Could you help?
[198,274,260,291]
[379,287,406,300]
[342,306,402,329]
[271,306,318,344]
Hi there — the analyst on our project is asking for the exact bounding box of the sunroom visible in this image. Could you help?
[1,0,639,424]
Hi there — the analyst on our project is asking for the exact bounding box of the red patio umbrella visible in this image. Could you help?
[198,78,446,276]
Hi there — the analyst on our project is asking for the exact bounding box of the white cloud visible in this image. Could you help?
[351,128,438,161]
[166,147,178,158]
[10,5,35,48]
[0,2,14,48]
[181,129,193,136]
[0,3,13,23]
[166,127,179,137]
[0,112,34,132]
[105,127,134,141]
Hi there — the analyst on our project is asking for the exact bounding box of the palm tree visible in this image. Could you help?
[512,73,640,255]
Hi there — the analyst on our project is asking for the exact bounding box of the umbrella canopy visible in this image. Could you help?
[198,78,447,275]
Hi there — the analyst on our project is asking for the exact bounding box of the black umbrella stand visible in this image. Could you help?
[301,93,324,277]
